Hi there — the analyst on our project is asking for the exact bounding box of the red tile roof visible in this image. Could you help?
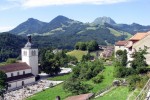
[115,41,127,46]
[129,32,148,40]
[0,62,31,73]
[65,93,94,100]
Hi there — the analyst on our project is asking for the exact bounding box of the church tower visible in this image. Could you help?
[21,35,38,76]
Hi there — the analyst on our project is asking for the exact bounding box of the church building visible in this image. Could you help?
[0,35,38,90]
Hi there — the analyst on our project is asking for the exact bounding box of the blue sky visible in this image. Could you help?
[0,0,150,32]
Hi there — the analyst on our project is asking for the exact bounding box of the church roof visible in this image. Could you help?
[0,62,31,73]
[115,40,127,46]
[6,73,34,83]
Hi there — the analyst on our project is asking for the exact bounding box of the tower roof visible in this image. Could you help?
[24,34,33,48]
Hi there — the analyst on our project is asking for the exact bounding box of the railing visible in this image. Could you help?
[136,79,150,100]
[95,85,113,97]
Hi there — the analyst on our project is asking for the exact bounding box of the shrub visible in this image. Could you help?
[92,74,104,84]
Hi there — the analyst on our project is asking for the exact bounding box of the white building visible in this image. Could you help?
[0,35,38,90]
[115,32,150,67]
[115,40,127,54]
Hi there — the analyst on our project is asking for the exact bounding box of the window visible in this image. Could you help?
[17,72,19,76]
[32,50,36,56]
[22,81,24,86]
[8,84,11,87]
[23,51,27,56]
[23,71,25,75]
[11,73,13,77]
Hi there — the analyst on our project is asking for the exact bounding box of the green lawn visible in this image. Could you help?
[67,50,87,61]
[108,28,132,39]
[27,66,115,100]
[94,86,130,100]
[26,84,71,100]
[86,66,115,93]
[48,73,72,81]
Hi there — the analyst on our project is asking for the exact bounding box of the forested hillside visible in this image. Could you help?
[0,33,26,62]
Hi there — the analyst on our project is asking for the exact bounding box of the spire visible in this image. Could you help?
[27,34,32,43]
[24,34,32,48]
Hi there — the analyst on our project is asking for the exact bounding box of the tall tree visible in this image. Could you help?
[0,71,7,99]
[131,47,148,69]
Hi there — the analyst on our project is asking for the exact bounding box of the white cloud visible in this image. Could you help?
[22,0,129,8]
[0,26,15,32]
[0,0,130,10]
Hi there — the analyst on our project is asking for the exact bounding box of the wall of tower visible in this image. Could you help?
[21,48,38,76]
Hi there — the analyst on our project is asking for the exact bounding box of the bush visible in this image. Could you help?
[128,75,148,91]
[92,74,104,84]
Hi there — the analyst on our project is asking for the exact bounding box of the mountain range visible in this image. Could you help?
[1,15,150,62]
[9,15,150,36]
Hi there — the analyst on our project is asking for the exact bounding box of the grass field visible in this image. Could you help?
[94,86,130,100]
[108,28,132,39]
[67,50,88,61]
[48,73,72,81]
[87,66,115,93]
[26,66,115,100]
[26,84,71,100]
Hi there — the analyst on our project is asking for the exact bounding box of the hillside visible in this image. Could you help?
[0,33,26,62]
[67,50,88,61]
[9,15,133,49]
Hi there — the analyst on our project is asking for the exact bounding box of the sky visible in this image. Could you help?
[0,0,150,32]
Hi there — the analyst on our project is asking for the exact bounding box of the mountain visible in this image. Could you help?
[93,16,116,25]
[10,18,47,35]
[105,22,150,34]
[9,15,150,36]
[8,15,150,50]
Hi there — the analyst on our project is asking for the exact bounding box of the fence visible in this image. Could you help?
[136,79,150,100]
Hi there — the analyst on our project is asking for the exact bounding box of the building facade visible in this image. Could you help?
[115,31,150,67]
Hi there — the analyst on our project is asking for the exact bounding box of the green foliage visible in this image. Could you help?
[116,50,127,67]
[73,60,104,80]
[75,40,99,52]
[128,75,148,91]
[92,74,104,84]
[63,78,92,95]
[39,48,77,75]
[6,58,16,64]
[81,53,92,62]
[131,47,148,70]
[121,50,127,66]
[0,71,7,98]
[113,58,136,78]
[0,33,26,62]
